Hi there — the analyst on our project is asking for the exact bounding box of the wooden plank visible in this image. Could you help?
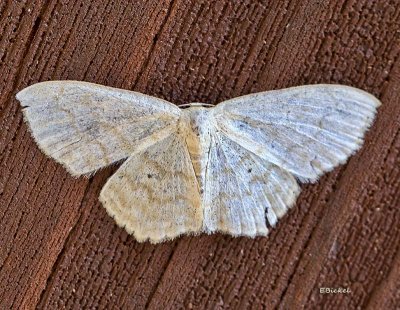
[0,0,399,309]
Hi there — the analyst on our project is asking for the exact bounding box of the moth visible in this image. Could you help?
[17,81,380,243]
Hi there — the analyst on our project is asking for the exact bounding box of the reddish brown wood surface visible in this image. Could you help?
[1,1,399,309]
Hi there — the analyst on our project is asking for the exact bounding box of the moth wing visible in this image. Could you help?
[203,130,300,237]
[16,81,181,176]
[99,131,202,243]
[212,84,380,182]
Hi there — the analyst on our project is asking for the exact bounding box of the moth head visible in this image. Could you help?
[178,102,215,109]
[179,106,212,139]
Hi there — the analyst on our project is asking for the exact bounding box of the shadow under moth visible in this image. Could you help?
[16,81,380,243]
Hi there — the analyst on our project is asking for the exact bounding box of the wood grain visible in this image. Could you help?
[1,0,399,309]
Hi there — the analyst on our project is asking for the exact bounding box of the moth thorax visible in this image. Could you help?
[180,108,212,189]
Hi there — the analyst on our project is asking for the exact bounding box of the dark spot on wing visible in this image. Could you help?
[265,207,272,229]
